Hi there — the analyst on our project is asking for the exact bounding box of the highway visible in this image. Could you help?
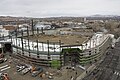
[82,41,120,80]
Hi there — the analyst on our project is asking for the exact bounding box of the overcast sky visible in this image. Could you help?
[0,0,120,17]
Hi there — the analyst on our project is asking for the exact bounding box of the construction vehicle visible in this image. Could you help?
[31,66,36,72]
[0,73,9,80]
[21,66,32,75]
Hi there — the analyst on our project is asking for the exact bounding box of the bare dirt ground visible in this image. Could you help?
[0,54,85,80]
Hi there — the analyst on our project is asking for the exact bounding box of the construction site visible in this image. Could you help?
[0,19,116,80]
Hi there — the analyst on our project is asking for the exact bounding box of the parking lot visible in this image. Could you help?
[0,54,85,80]
[0,56,42,80]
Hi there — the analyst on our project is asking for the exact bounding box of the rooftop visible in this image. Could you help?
[3,25,17,31]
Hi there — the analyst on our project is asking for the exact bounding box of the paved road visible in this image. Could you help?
[82,41,120,80]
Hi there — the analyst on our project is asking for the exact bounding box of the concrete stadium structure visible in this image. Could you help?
[8,31,114,67]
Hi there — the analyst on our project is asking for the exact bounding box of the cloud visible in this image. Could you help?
[0,0,120,17]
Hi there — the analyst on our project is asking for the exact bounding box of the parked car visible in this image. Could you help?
[48,76,53,79]
[0,58,7,64]
[21,67,31,75]
[16,65,26,72]
[4,58,7,62]
[32,67,43,77]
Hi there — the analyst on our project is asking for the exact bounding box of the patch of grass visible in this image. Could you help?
[51,60,60,68]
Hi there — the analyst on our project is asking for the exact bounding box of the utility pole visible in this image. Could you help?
[86,43,87,50]
[89,37,92,56]
[47,40,50,60]
[41,27,44,34]
[31,19,34,36]
[36,39,39,58]
[15,30,18,54]
[2,34,4,40]
[21,30,24,55]
[54,43,55,53]
[37,28,39,35]
[96,36,98,47]
[59,40,62,68]
[47,40,50,67]
[90,38,91,49]
[27,26,30,57]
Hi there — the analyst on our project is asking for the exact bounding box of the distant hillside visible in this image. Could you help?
[0,15,120,21]
[86,14,120,20]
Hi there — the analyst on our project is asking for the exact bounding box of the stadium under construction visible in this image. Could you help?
[0,28,114,68]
